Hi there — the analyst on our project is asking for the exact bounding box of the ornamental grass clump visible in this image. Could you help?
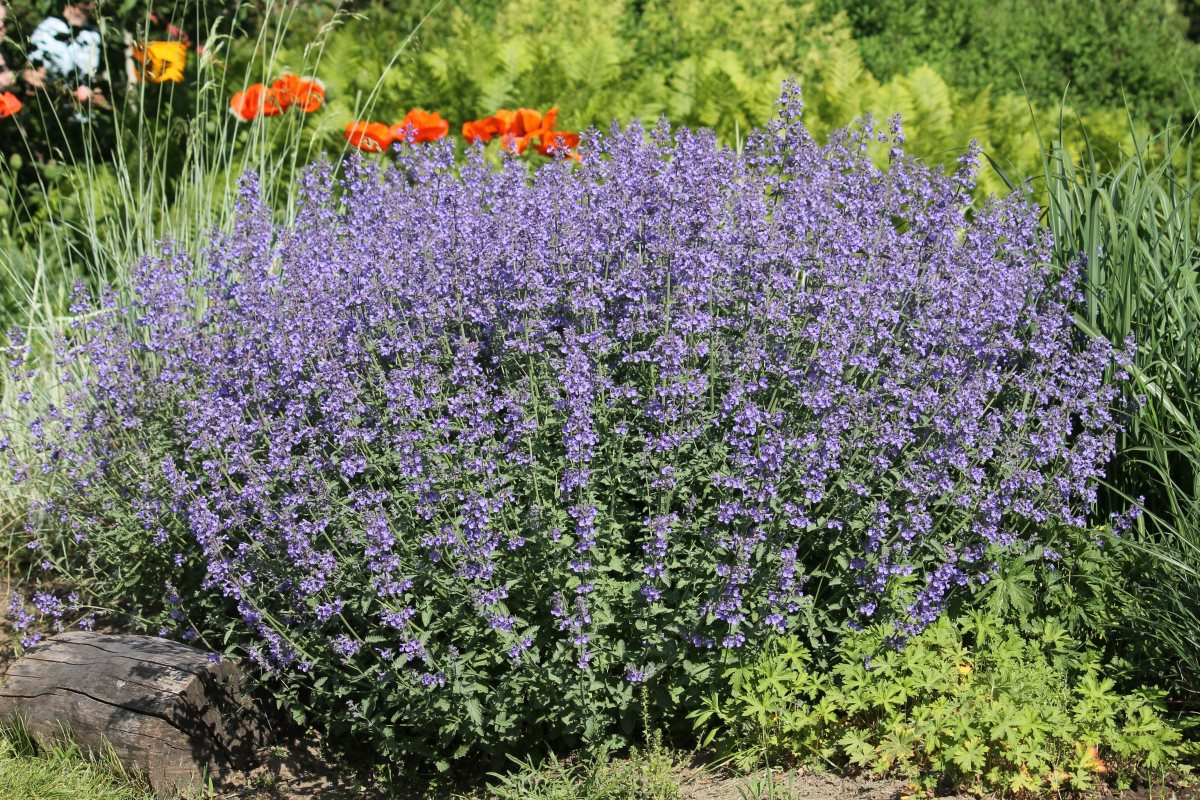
[3,86,1124,769]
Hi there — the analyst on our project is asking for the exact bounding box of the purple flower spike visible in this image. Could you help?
[3,82,1124,765]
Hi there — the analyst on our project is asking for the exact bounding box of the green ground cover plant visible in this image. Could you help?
[691,613,1197,797]
[471,731,682,800]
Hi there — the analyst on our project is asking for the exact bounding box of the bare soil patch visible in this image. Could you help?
[212,760,944,800]
[678,768,930,800]
[209,757,1200,800]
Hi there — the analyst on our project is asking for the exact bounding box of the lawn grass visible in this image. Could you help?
[0,723,155,800]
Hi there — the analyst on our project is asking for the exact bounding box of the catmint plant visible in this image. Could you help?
[3,85,1124,767]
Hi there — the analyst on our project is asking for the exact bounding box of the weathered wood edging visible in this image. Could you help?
[0,630,272,798]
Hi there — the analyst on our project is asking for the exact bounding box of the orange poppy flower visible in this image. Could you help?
[463,107,560,153]
[462,116,504,143]
[518,107,556,135]
[271,74,325,113]
[462,109,520,144]
[229,83,284,122]
[0,91,22,119]
[390,109,449,144]
[132,41,188,84]
[492,108,517,132]
[345,121,394,153]
[536,130,580,157]
[502,107,558,154]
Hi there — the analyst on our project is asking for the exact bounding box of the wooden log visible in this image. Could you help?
[0,630,273,798]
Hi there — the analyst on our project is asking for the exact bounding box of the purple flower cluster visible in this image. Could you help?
[5,85,1121,761]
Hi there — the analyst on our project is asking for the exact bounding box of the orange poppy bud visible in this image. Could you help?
[0,91,22,119]
[132,41,187,84]
[229,83,284,122]
[391,109,449,144]
[345,121,394,153]
[271,74,325,113]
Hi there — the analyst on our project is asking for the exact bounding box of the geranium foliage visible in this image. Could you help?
[4,87,1123,767]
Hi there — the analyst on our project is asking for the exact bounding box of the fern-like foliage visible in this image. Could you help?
[282,0,1158,201]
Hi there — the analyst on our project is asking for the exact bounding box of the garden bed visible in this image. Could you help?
[3,37,1200,794]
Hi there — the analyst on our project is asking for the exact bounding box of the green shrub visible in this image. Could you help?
[691,613,1196,796]
[819,0,1200,125]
